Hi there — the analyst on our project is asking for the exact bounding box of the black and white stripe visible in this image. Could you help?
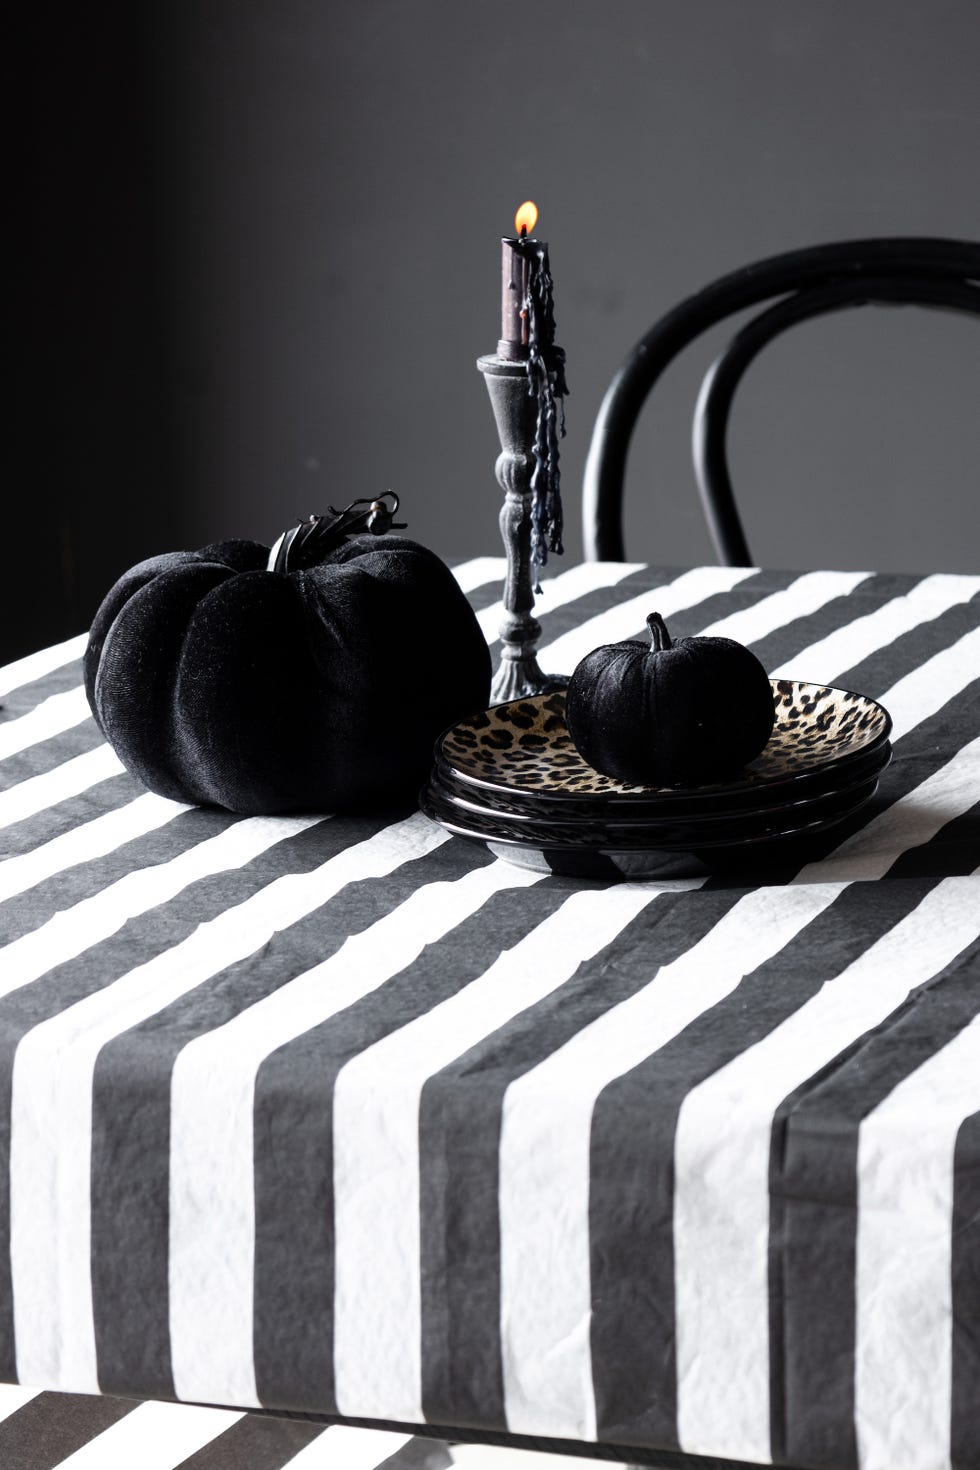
[0,559,976,1470]
[0,1384,459,1468]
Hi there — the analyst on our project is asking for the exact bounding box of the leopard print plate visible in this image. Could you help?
[439,681,891,803]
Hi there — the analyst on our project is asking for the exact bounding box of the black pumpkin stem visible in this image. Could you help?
[271,493,406,574]
[646,612,672,652]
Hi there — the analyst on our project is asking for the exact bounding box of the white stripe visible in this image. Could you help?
[498,883,845,1439]
[475,560,645,643]
[804,735,980,883]
[673,874,980,1462]
[770,571,980,683]
[332,880,700,1423]
[0,791,187,906]
[0,813,321,997]
[856,1015,980,1470]
[0,686,91,762]
[0,1383,40,1421]
[10,812,443,1391]
[536,565,757,671]
[168,858,542,1408]
[52,1399,243,1470]
[286,1424,413,1469]
[0,633,87,699]
[0,746,124,833]
[697,569,871,643]
[451,557,508,593]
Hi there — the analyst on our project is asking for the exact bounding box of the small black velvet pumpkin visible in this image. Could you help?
[564,611,775,786]
[84,501,491,815]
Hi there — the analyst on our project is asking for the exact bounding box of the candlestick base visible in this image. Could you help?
[491,652,567,706]
[477,354,567,704]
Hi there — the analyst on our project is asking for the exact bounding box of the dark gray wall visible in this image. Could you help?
[18,0,980,664]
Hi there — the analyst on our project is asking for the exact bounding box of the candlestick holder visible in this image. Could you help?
[478,354,567,704]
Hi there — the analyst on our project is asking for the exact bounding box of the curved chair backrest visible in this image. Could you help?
[582,238,980,564]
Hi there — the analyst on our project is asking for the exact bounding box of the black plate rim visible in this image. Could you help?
[419,774,880,855]
[426,758,887,837]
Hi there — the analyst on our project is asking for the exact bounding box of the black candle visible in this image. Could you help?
[497,201,569,574]
[499,201,537,357]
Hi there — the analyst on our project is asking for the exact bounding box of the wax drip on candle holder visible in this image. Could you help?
[516,235,568,577]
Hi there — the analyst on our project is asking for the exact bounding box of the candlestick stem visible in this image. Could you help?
[477,354,567,704]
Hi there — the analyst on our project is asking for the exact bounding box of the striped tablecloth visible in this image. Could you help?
[0,1383,460,1470]
[0,560,977,1470]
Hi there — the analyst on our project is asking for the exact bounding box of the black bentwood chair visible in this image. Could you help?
[582,238,980,565]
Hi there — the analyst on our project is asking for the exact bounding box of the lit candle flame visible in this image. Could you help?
[514,200,538,237]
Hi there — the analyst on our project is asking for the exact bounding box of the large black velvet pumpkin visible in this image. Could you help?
[84,506,491,815]
[564,610,775,786]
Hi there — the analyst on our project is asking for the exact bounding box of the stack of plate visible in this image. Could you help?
[421,680,893,879]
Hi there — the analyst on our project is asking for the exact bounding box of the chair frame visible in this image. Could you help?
[582,238,980,565]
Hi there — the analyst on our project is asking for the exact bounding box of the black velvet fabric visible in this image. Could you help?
[84,535,492,815]
[564,627,775,786]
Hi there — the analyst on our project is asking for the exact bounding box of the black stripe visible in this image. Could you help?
[418,884,746,1436]
[0,772,139,863]
[746,571,912,672]
[835,591,980,695]
[0,658,85,713]
[462,579,505,615]
[770,933,980,1468]
[587,876,942,1452]
[495,565,656,653]
[377,1437,457,1468]
[951,1109,980,1470]
[0,1390,135,1470]
[174,1412,324,1470]
[251,873,569,1415]
[885,678,980,767]
[885,799,980,880]
[0,805,241,947]
[89,812,440,1399]
[516,564,672,651]
[647,568,802,643]
[0,718,105,785]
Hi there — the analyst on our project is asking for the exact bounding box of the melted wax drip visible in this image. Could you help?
[514,237,569,584]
